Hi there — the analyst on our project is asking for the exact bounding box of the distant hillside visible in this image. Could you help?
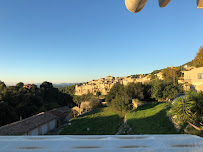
[182,61,194,67]
[35,83,79,89]
[130,60,194,78]
[53,83,79,89]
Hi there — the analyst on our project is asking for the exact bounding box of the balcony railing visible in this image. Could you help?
[178,79,192,84]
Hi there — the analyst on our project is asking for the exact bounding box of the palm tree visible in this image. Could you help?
[171,96,202,131]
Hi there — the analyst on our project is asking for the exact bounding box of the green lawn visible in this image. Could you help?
[60,107,123,135]
[126,102,178,134]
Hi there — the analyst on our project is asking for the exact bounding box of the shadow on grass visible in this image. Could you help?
[133,102,159,111]
[60,107,123,135]
[127,103,178,134]
[78,108,104,117]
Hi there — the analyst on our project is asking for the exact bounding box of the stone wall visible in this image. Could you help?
[71,101,95,116]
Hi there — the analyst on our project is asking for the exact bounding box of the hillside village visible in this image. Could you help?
[75,72,163,96]
[179,67,203,91]
[75,66,203,96]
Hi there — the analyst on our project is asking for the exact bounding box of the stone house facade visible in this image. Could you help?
[75,75,152,96]
[178,67,203,92]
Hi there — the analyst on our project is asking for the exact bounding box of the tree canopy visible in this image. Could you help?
[0,81,74,127]
[193,47,203,67]
[60,85,76,97]
[16,82,24,88]
[106,83,139,115]
[40,81,53,89]
[0,82,6,92]
[125,82,144,100]
[162,67,181,84]
[150,79,183,101]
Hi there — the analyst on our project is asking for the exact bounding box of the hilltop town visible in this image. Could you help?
[75,64,203,96]
[75,73,163,96]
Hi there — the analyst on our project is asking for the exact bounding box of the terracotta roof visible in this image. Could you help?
[0,112,58,135]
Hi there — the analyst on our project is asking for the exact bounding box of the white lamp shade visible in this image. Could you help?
[197,0,203,8]
[125,0,148,13]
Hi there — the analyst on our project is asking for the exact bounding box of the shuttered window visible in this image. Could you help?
[198,73,203,79]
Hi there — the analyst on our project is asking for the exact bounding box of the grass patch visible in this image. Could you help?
[60,107,123,135]
[126,102,178,134]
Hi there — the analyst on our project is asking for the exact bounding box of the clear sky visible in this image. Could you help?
[0,0,203,85]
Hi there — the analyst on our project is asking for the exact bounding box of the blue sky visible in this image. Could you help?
[0,0,203,85]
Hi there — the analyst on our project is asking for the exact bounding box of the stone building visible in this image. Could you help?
[0,112,58,135]
[47,107,70,124]
[178,67,203,92]
[0,106,70,135]
[75,75,153,96]
[156,72,164,80]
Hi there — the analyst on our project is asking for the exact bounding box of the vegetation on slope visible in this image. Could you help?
[106,80,183,116]
[60,107,123,135]
[60,85,76,97]
[126,102,177,134]
[169,90,203,134]
[0,81,73,127]
[193,47,203,67]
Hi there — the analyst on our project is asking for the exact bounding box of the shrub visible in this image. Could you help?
[106,83,133,115]
[150,80,183,101]
[69,109,79,117]
[170,97,195,125]
[125,83,144,100]
[170,90,203,131]
[89,97,101,110]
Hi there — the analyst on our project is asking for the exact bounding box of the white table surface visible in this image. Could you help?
[0,134,202,152]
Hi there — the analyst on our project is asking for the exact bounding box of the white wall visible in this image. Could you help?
[49,120,56,130]
[41,124,48,135]
[1,135,203,151]
[28,128,38,135]
[26,119,57,136]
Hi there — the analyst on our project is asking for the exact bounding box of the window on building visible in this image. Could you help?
[198,73,203,79]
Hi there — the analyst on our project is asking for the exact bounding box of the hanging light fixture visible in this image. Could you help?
[158,0,171,7]
[197,0,203,8]
[125,0,148,13]
[125,0,203,13]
